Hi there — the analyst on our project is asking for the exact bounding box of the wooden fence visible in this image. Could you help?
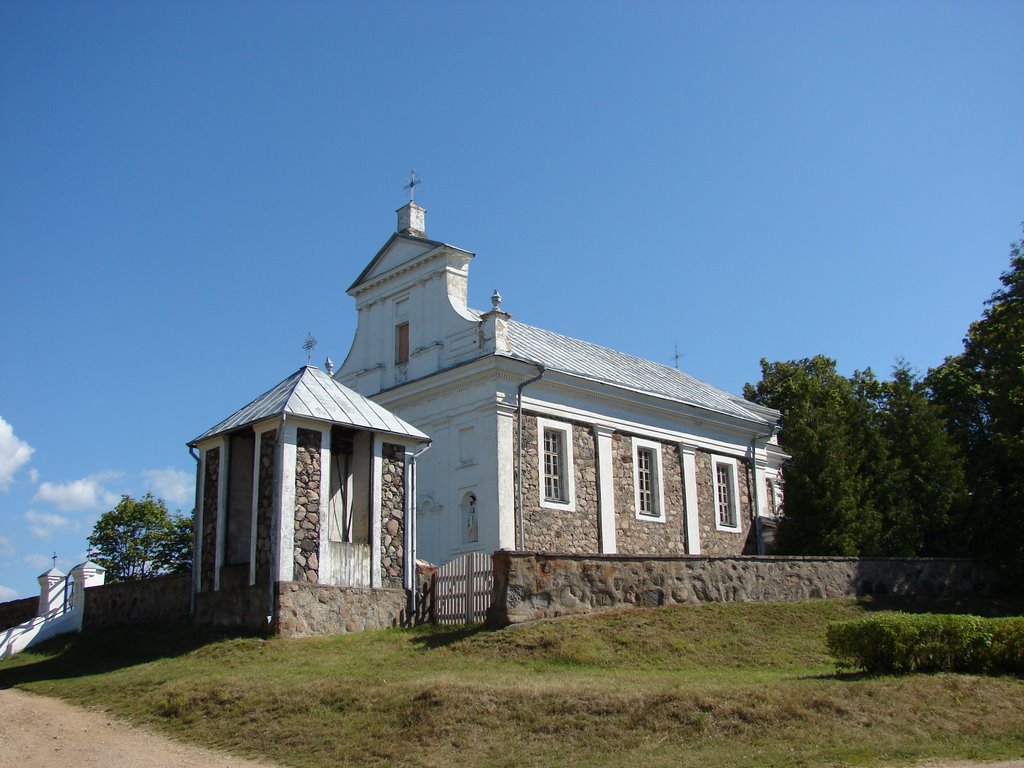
[433,551,493,625]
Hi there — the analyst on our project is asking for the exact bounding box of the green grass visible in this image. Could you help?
[1,597,1022,768]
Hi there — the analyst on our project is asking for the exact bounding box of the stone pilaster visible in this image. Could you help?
[380,443,406,589]
[201,447,220,592]
[255,429,276,584]
[293,428,322,583]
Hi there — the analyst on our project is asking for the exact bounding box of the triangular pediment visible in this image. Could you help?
[347,233,447,294]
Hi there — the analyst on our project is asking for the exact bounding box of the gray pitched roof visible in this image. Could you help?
[190,365,429,446]
[502,321,778,426]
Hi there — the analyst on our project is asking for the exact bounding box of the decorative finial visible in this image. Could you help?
[325,356,334,375]
[303,332,318,363]
[491,289,502,311]
[52,551,58,568]
[671,344,681,370]
[403,169,422,203]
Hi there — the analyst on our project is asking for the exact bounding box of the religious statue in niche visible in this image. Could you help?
[462,492,479,543]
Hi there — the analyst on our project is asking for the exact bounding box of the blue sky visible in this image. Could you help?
[1,1,1021,600]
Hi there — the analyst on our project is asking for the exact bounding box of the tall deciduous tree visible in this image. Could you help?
[927,234,1024,579]
[87,493,193,581]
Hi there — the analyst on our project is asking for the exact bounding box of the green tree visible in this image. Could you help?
[875,363,966,557]
[744,356,881,555]
[87,493,193,581]
[927,233,1024,580]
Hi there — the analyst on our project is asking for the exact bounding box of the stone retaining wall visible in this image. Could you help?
[0,595,39,633]
[81,573,192,630]
[488,551,993,625]
[273,581,407,636]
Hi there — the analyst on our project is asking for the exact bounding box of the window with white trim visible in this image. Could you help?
[536,417,575,510]
[632,438,665,521]
[713,456,740,530]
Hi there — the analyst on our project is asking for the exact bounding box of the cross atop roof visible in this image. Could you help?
[402,169,422,202]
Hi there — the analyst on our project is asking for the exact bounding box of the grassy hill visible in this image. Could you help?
[1,597,1022,767]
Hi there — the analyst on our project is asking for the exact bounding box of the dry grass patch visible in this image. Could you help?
[1,597,1021,768]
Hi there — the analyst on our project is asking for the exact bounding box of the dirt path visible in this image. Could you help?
[0,688,279,768]
[0,686,1020,768]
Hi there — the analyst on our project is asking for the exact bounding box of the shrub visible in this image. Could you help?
[827,613,1024,675]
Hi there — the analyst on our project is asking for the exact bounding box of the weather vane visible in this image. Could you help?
[403,169,422,202]
[303,332,318,363]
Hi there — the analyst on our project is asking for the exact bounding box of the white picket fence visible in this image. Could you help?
[434,551,493,625]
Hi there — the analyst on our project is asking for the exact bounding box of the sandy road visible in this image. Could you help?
[0,688,277,768]
[0,686,1021,768]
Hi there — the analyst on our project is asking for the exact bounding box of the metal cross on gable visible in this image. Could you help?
[403,169,422,202]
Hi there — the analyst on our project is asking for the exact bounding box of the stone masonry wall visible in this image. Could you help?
[695,450,756,556]
[519,414,600,553]
[200,446,220,592]
[488,551,995,625]
[255,429,276,584]
[81,573,191,630]
[294,428,322,583]
[612,434,688,556]
[274,581,407,636]
[0,596,40,632]
[380,443,406,589]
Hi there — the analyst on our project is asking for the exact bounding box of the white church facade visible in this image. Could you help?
[336,201,786,567]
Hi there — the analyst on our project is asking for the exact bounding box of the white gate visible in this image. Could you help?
[434,551,493,625]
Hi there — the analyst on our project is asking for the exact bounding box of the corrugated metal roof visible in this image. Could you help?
[190,365,430,445]
[502,321,778,426]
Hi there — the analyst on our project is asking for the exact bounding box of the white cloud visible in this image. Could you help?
[0,585,19,602]
[0,416,34,490]
[34,472,121,512]
[29,468,39,483]
[0,535,14,557]
[25,509,77,540]
[142,468,193,506]
[23,553,52,571]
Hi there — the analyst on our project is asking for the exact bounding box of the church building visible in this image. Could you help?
[336,200,786,567]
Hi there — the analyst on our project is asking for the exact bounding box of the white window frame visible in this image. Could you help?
[632,437,666,522]
[712,456,741,531]
[537,417,575,511]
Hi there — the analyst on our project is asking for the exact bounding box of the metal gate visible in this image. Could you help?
[434,551,493,625]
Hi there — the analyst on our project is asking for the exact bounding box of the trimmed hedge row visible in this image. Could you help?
[826,613,1024,674]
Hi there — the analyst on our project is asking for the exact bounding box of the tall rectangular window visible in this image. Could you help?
[536,417,575,510]
[714,458,739,530]
[636,447,656,516]
[395,322,409,365]
[632,438,665,521]
[543,428,566,502]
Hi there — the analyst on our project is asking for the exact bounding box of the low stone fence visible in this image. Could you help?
[488,552,993,626]
[274,582,408,636]
[0,596,39,633]
[82,573,192,631]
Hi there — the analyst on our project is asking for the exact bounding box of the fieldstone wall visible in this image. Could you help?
[81,573,191,630]
[695,450,757,556]
[200,446,220,592]
[612,435,688,556]
[488,551,994,625]
[274,581,407,636]
[293,427,322,583]
[255,429,276,584]
[380,443,406,589]
[519,414,600,552]
[193,581,269,633]
[0,595,40,632]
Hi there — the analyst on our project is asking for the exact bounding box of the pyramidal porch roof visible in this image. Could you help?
[190,365,429,446]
